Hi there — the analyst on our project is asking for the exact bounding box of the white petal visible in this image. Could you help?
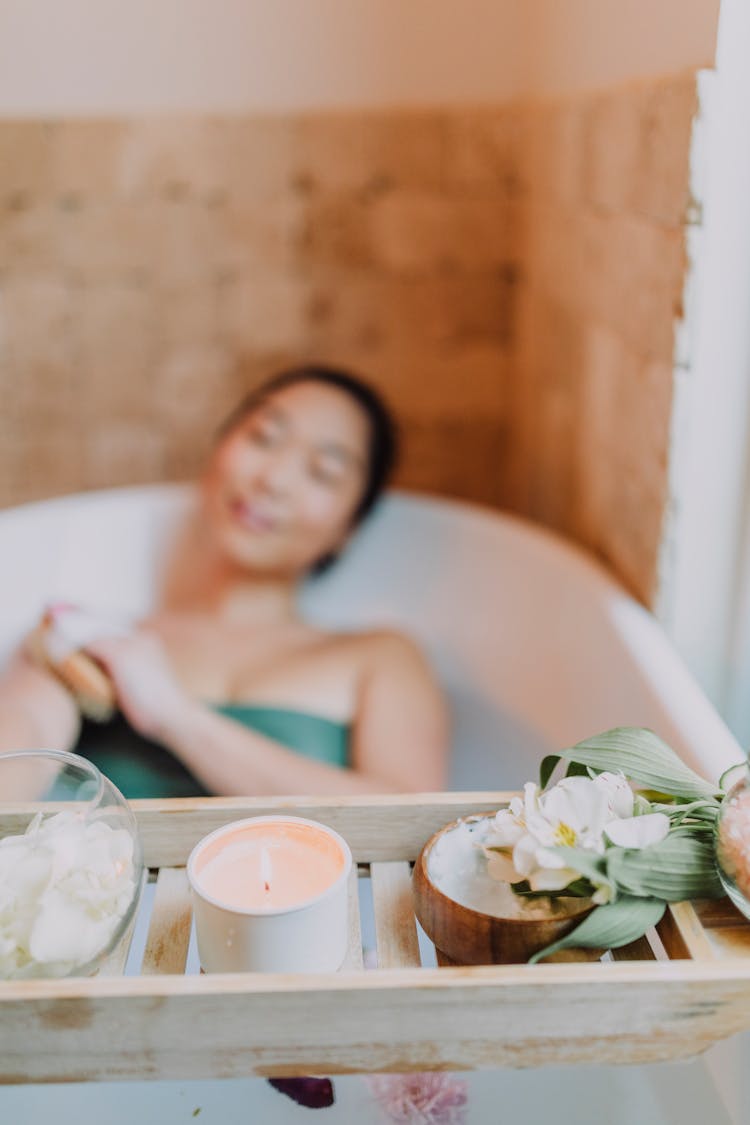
[485,851,522,883]
[528,867,580,892]
[523,782,541,820]
[29,888,114,964]
[0,810,135,978]
[534,846,570,870]
[512,834,543,877]
[487,811,525,847]
[523,811,557,846]
[543,777,610,838]
[604,812,670,849]
[594,771,634,819]
[577,832,607,856]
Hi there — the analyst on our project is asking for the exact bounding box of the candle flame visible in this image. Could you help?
[260,845,272,894]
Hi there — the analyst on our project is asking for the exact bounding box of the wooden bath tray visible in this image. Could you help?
[3,791,750,1084]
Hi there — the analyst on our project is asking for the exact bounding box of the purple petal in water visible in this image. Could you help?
[267,1077,335,1109]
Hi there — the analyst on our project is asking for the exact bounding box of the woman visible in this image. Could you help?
[0,365,448,797]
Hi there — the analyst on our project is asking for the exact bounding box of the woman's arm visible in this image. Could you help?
[88,631,449,796]
[0,651,81,753]
[350,632,449,792]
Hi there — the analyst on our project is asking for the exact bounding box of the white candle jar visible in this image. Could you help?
[187,815,352,973]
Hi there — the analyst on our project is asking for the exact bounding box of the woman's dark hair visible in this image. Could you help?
[217,365,399,565]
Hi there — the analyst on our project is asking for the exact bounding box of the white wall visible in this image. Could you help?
[523,0,720,95]
[0,0,526,115]
[664,0,750,742]
[0,0,722,116]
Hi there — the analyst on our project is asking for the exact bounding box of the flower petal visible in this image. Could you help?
[534,846,568,870]
[0,810,136,978]
[543,777,611,841]
[512,835,543,877]
[593,771,634,819]
[523,782,541,819]
[528,867,581,892]
[604,812,670,849]
[487,811,525,847]
[485,850,522,883]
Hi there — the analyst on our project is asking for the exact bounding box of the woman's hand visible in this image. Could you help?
[85,631,190,742]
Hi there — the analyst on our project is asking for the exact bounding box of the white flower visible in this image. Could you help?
[482,771,671,899]
[484,776,611,893]
[604,812,669,849]
[0,811,136,979]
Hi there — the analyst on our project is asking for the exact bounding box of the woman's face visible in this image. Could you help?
[202,381,371,577]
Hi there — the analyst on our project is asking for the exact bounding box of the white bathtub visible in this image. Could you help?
[0,482,741,785]
[0,485,745,1124]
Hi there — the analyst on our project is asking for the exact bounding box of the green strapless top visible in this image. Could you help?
[73,704,350,800]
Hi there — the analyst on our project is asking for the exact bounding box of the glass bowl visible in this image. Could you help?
[715,762,750,920]
[0,749,144,979]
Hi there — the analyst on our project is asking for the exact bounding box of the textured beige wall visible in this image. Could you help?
[0,74,699,605]
[0,110,520,510]
[509,74,698,603]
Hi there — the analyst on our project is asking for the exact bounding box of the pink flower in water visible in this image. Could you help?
[366,1073,468,1125]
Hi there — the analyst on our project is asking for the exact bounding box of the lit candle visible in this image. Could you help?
[187,816,352,973]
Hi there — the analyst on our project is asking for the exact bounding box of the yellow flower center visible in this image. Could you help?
[554,821,577,847]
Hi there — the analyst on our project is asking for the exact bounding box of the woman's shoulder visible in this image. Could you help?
[323,625,433,673]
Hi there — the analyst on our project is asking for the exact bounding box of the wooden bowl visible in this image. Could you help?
[413,815,598,965]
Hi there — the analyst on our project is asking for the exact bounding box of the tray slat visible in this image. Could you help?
[371,861,421,968]
[703,926,750,959]
[141,868,193,976]
[610,932,658,962]
[124,793,516,867]
[342,866,364,970]
[658,902,716,961]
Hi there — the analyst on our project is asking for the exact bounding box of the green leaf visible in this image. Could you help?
[666,824,715,837]
[719,761,747,792]
[564,761,591,779]
[606,836,723,901]
[557,728,720,801]
[511,877,592,899]
[528,896,666,964]
[638,790,679,804]
[540,755,561,789]
[651,800,719,827]
[541,755,598,789]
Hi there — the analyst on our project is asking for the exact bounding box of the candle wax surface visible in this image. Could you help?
[195,822,345,911]
[427,817,585,919]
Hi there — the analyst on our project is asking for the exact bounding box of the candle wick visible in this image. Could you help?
[260,845,272,895]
